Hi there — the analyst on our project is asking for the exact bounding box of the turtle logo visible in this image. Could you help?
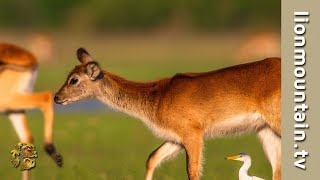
[10,143,38,171]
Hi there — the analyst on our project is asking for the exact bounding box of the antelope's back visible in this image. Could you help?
[166,57,280,102]
[0,43,37,70]
[159,57,281,124]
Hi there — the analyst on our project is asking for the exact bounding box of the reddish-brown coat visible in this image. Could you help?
[55,48,281,180]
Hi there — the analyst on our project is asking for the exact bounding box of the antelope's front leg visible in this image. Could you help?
[38,92,63,167]
[183,134,203,180]
[8,112,33,180]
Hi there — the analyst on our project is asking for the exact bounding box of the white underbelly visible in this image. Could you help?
[16,69,37,93]
[114,105,182,142]
[147,122,182,142]
[204,112,266,138]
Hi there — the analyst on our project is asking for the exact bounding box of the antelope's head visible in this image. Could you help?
[54,48,103,105]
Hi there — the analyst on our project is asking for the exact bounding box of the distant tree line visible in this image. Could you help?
[0,0,280,31]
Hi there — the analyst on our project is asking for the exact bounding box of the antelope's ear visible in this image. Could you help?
[86,62,102,80]
[77,48,93,64]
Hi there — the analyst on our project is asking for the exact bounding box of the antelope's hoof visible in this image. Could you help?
[54,153,63,167]
[44,144,63,167]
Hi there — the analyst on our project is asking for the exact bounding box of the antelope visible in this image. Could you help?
[55,48,281,180]
[0,43,62,180]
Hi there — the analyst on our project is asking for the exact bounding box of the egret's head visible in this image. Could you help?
[226,153,250,162]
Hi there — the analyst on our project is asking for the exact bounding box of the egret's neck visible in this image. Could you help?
[239,158,252,180]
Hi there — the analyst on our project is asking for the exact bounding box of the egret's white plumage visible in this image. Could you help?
[226,153,265,180]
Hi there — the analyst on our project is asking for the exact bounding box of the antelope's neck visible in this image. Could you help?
[97,71,162,120]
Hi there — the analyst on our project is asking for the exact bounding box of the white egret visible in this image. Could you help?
[226,153,265,180]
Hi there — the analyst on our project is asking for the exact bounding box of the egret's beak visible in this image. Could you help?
[226,155,241,160]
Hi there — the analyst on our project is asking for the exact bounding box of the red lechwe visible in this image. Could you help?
[55,48,281,180]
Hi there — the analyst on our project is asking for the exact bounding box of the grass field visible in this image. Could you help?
[0,35,272,179]
[0,113,271,180]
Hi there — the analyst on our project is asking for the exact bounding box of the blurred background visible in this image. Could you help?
[0,0,280,179]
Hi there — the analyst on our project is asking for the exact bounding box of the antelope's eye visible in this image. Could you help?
[69,78,78,85]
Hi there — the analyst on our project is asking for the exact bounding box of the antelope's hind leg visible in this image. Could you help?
[145,141,182,180]
[258,127,281,180]
[8,92,63,166]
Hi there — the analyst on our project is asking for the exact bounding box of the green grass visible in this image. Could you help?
[0,112,271,180]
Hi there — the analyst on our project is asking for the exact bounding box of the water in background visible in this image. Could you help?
[54,99,109,112]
